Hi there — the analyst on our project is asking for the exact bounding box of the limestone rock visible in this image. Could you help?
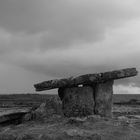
[67,117,87,126]
[24,97,63,121]
[58,87,65,101]
[60,86,95,117]
[0,109,30,124]
[64,128,101,140]
[22,113,32,122]
[34,68,137,91]
[94,80,114,117]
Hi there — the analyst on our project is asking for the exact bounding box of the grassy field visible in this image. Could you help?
[0,93,140,107]
[0,94,54,107]
[0,94,140,140]
[113,94,140,102]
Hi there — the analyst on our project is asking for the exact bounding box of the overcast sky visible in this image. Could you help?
[0,0,140,94]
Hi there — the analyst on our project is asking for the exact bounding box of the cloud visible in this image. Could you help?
[0,0,140,93]
[0,0,140,50]
[2,18,140,76]
[114,83,140,94]
[0,28,43,55]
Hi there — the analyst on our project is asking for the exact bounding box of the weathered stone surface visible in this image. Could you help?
[34,68,138,91]
[94,80,114,117]
[58,87,65,101]
[22,113,32,122]
[60,86,95,117]
[0,109,30,124]
[64,128,101,139]
[23,98,63,122]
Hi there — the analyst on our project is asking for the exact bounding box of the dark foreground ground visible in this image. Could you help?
[0,114,140,140]
[0,94,140,140]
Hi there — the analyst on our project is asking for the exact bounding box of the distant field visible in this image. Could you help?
[0,94,56,107]
[0,93,140,107]
[113,94,140,103]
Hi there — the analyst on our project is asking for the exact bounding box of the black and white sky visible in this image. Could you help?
[0,0,140,94]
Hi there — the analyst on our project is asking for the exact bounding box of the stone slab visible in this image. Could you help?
[94,80,114,117]
[34,68,137,91]
[59,86,95,117]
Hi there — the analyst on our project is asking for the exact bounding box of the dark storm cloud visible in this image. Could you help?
[0,0,140,50]
[0,0,140,93]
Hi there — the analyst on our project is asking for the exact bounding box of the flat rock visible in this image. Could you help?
[0,108,30,124]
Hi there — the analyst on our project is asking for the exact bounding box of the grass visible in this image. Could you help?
[0,93,140,107]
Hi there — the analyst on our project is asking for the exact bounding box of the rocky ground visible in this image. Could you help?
[0,98,140,140]
[0,114,140,140]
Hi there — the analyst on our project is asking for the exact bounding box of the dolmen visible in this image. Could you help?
[34,68,138,118]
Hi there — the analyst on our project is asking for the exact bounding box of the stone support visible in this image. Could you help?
[94,80,114,117]
[58,86,95,117]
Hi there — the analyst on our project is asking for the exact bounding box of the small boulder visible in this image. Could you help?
[24,97,63,121]
[64,128,101,140]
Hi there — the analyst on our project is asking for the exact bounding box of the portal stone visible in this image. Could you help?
[59,86,95,117]
[94,80,114,117]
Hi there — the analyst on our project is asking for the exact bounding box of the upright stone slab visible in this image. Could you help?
[94,80,114,117]
[58,86,95,117]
